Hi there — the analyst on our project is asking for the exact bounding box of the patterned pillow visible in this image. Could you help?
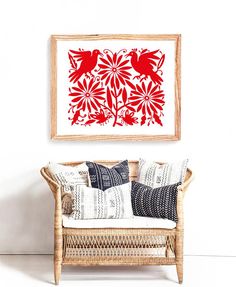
[138,158,188,188]
[131,181,181,222]
[47,162,90,214]
[86,160,129,191]
[70,182,133,220]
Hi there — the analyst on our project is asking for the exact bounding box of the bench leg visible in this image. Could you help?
[54,195,63,285]
[176,261,183,284]
[54,260,61,285]
[175,230,183,284]
[176,189,184,284]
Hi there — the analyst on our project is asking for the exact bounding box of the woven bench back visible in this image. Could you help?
[41,160,193,195]
[58,160,192,184]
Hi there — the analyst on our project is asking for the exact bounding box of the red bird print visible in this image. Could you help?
[126,49,163,85]
[69,49,103,83]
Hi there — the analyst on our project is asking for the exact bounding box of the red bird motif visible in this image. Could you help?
[69,49,103,83]
[126,50,163,85]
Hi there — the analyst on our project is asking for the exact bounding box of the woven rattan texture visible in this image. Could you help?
[40,160,193,284]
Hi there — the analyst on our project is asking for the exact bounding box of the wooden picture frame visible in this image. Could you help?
[51,34,181,141]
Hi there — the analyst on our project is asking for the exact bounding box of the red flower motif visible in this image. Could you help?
[98,52,132,89]
[130,82,165,115]
[90,109,112,125]
[68,48,166,127]
[69,78,105,112]
[120,110,138,125]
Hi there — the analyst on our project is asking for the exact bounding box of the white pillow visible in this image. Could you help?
[70,182,133,220]
[138,158,188,188]
[47,162,90,214]
[47,162,90,192]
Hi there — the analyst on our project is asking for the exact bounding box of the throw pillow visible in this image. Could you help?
[138,158,188,188]
[131,181,181,222]
[47,162,90,214]
[70,182,133,220]
[86,160,129,190]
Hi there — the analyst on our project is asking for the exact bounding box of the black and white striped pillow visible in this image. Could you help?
[86,160,129,191]
[131,181,181,222]
[138,158,188,188]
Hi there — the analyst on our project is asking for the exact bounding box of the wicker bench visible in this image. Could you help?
[40,160,193,285]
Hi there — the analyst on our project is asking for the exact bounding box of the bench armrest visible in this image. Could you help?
[40,167,61,197]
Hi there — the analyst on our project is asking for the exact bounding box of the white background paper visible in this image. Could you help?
[57,40,176,135]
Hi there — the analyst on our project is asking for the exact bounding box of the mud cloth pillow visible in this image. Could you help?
[131,181,181,222]
[70,182,133,220]
[138,158,188,188]
[86,160,129,191]
[47,162,90,214]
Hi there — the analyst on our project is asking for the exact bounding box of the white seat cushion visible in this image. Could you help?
[62,215,176,229]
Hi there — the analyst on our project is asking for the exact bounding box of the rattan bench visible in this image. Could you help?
[40,160,193,285]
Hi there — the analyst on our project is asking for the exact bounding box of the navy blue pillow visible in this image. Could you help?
[131,181,181,222]
[86,160,129,190]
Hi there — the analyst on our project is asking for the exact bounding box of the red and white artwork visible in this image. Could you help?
[68,48,165,128]
[52,35,180,140]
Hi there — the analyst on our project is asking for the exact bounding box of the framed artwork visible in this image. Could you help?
[51,34,181,141]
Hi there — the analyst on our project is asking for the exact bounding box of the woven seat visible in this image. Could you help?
[40,160,193,285]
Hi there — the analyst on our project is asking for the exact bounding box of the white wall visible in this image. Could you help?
[0,0,236,255]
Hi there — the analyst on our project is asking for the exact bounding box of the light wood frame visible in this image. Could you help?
[51,34,181,141]
[40,160,193,285]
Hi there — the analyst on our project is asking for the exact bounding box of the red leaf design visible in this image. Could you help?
[117,88,122,97]
[88,79,94,90]
[100,57,111,66]
[146,104,152,115]
[111,90,115,97]
[113,53,117,63]
[71,110,81,125]
[82,101,86,111]
[118,60,129,67]
[90,100,97,110]
[141,49,148,54]
[72,97,81,103]
[115,76,120,89]
[68,53,77,69]
[87,102,91,113]
[147,81,152,92]
[142,105,146,114]
[122,88,127,104]
[158,54,165,69]
[153,113,163,126]
[85,119,96,125]
[130,100,141,106]
[111,76,115,89]
[126,81,135,90]
[117,55,122,65]
[118,75,125,85]
[106,87,112,109]
[83,78,87,90]
[136,84,143,94]
[126,105,136,112]
[141,115,146,126]
[152,102,163,110]
[69,93,80,97]
[98,64,109,69]
[154,99,165,104]
[137,103,143,112]
[107,54,113,64]
[130,91,141,96]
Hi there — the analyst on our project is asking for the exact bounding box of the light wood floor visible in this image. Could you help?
[0,255,235,286]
